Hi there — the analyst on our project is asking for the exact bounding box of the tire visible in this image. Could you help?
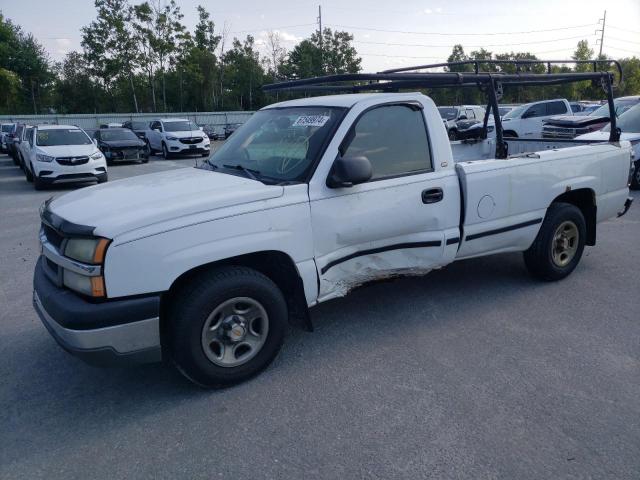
[448,129,458,141]
[25,162,33,182]
[523,202,586,281]
[12,153,19,166]
[504,130,518,138]
[631,161,640,190]
[98,174,108,184]
[168,266,288,388]
[33,174,46,191]
[162,142,171,159]
[145,140,154,155]
[141,156,149,163]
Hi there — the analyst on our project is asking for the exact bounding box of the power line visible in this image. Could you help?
[605,45,640,55]
[229,23,316,34]
[326,23,596,36]
[606,35,640,46]
[353,34,592,49]
[608,24,640,35]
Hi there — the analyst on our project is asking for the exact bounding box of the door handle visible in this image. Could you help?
[422,188,443,204]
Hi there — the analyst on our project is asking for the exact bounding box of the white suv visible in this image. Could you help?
[500,99,572,137]
[24,125,107,190]
[146,118,211,159]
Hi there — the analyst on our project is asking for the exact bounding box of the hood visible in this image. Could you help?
[167,130,206,139]
[545,115,609,127]
[456,119,480,130]
[576,131,640,142]
[48,167,284,238]
[100,139,146,148]
[36,144,98,157]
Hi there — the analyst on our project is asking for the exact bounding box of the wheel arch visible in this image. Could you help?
[551,188,596,245]
[159,250,313,347]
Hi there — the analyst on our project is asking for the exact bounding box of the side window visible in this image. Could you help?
[342,104,432,181]
[524,103,545,118]
[546,101,568,115]
[151,121,159,130]
[466,109,475,120]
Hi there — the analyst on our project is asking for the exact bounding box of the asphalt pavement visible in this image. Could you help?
[1,151,639,479]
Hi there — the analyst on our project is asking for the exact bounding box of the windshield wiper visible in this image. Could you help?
[223,163,261,181]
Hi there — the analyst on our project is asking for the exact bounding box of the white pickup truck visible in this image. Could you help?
[33,91,634,387]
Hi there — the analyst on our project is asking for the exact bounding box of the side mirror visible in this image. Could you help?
[327,155,372,188]
[93,138,98,145]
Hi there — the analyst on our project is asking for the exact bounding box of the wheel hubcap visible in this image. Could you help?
[552,221,579,267]
[201,297,269,367]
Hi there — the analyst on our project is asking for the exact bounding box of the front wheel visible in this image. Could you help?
[523,202,586,281]
[448,129,457,141]
[168,266,287,388]
[631,161,640,190]
[162,142,171,159]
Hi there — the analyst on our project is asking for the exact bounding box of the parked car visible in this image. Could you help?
[575,104,601,116]
[93,127,149,164]
[543,96,640,139]
[7,122,25,165]
[32,91,633,386]
[437,105,486,140]
[500,98,572,137]
[577,103,640,189]
[202,124,225,140]
[224,123,242,139]
[22,124,107,190]
[1,122,17,155]
[122,120,150,140]
[17,125,34,172]
[145,118,211,158]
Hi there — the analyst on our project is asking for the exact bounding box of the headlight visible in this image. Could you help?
[36,153,55,162]
[166,136,178,141]
[64,237,110,264]
[63,269,105,297]
[90,151,103,160]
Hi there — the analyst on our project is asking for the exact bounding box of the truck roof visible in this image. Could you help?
[263,92,424,109]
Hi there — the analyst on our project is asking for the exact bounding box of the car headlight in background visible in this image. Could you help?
[36,153,55,162]
[64,237,110,264]
[90,151,104,160]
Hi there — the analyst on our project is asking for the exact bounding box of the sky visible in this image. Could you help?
[1,0,639,72]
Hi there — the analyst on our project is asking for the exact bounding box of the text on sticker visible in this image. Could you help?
[292,115,330,127]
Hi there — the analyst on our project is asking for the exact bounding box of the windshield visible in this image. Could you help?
[208,107,345,183]
[437,107,459,120]
[602,104,640,133]
[36,129,92,146]
[163,121,199,132]
[498,107,513,116]
[100,129,139,141]
[503,104,528,119]
[129,121,148,130]
[1,124,14,133]
[590,99,639,118]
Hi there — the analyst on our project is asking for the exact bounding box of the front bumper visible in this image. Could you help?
[33,257,162,366]
[618,197,634,218]
[166,139,210,154]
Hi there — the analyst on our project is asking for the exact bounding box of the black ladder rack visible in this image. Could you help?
[263,59,623,159]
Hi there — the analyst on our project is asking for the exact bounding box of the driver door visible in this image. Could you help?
[309,103,460,301]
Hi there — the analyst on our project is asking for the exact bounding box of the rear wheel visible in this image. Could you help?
[523,202,586,281]
[448,129,458,141]
[168,266,287,388]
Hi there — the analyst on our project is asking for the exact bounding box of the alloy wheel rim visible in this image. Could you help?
[552,220,579,267]
[201,297,269,368]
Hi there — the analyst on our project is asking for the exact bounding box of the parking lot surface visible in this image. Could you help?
[1,151,639,479]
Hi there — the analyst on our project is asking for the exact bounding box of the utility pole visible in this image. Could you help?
[596,10,606,57]
[317,5,323,73]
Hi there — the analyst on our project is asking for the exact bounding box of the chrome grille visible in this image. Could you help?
[179,137,203,145]
[56,156,89,166]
